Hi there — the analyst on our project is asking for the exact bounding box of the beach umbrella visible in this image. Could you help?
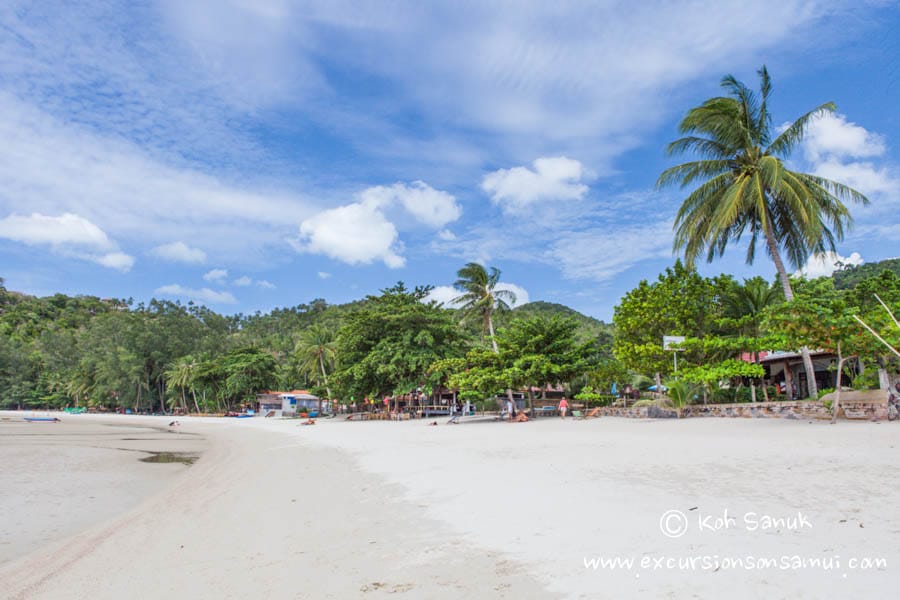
[610,382,617,396]
[648,384,668,392]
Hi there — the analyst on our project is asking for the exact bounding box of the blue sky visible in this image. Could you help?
[1,1,898,320]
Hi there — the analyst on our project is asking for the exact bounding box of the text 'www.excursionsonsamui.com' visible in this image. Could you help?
[584,555,887,572]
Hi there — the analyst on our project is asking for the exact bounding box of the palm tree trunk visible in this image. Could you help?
[318,354,331,414]
[489,313,515,406]
[763,216,819,398]
[832,344,845,424]
[487,314,499,353]
[191,387,200,413]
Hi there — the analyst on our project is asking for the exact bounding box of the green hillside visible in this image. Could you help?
[498,300,613,343]
[833,257,900,289]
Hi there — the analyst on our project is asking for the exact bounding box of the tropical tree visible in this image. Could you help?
[452,263,516,353]
[294,324,336,412]
[721,276,783,400]
[658,66,869,397]
[333,283,468,402]
[497,315,586,416]
[165,355,202,413]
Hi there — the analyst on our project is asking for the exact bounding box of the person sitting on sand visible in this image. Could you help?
[558,396,569,419]
[586,407,601,418]
[514,412,529,422]
[299,418,316,426]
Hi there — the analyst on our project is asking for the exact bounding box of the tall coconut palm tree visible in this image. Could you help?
[294,324,336,412]
[658,66,869,398]
[452,262,517,353]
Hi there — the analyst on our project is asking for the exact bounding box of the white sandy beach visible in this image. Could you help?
[1,412,898,599]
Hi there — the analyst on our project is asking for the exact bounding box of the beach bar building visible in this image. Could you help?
[759,351,857,399]
[256,390,321,417]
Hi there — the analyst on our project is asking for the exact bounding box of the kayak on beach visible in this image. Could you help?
[24,417,61,422]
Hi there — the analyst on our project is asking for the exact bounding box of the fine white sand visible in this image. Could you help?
[1,412,898,599]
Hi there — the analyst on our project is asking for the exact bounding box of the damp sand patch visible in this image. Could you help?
[139,451,199,465]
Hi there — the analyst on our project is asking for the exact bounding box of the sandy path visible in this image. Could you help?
[0,416,551,600]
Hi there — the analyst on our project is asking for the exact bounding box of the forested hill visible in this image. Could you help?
[500,301,613,343]
[833,258,900,289]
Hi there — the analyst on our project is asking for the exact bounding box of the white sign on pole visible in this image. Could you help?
[663,335,686,351]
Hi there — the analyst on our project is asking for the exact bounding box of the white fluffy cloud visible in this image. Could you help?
[150,241,207,264]
[296,200,404,268]
[359,181,461,228]
[294,180,457,268]
[233,275,253,286]
[482,156,589,212]
[801,113,899,204]
[95,252,136,272]
[425,282,529,307]
[257,280,275,289]
[798,251,864,279]
[813,160,898,198]
[317,271,331,279]
[0,212,134,272]
[155,284,237,304]
[803,113,886,163]
[203,268,228,283]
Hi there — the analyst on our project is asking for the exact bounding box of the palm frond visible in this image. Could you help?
[766,102,836,157]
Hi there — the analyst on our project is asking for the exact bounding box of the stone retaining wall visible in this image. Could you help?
[682,401,831,419]
[598,399,889,421]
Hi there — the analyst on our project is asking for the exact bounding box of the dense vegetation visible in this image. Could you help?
[2,260,898,414]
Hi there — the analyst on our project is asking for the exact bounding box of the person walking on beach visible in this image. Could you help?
[558,396,569,419]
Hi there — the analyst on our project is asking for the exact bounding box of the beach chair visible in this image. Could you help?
[572,410,585,420]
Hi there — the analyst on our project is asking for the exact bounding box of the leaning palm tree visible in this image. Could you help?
[452,263,516,353]
[294,324,336,412]
[658,66,869,398]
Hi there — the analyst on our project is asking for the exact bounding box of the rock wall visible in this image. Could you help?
[598,399,890,421]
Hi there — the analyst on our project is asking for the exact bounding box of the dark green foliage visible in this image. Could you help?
[332,283,470,400]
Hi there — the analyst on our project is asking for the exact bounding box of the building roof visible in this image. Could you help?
[758,350,834,363]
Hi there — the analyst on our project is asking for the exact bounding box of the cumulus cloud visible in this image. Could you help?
[0,212,134,272]
[797,251,864,279]
[813,160,898,198]
[800,113,899,204]
[482,156,589,212]
[150,241,207,264]
[296,200,405,268]
[425,282,529,307]
[802,113,886,163]
[95,252,136,272]
[233,275,253,286]
[317,271,331,279]
[359,181,461,228]
[203,268,228,283]
[155,284,237,305]
[0,212,111,249]
[257,279,275,289]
